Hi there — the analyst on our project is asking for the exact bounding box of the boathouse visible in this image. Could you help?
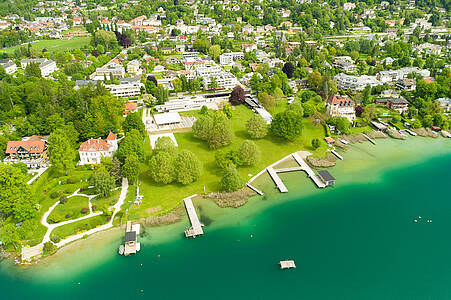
[317,170,336,186]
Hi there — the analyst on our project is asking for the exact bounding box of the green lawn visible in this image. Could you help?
[132,105,328,219]
[47,195,90,223]
[1,37,91,54]
[24,167,94,245]
[91,189,121,209]
[51,215,108,240]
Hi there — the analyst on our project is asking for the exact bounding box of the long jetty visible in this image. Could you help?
[183,195,203,238]
[362,133,377,145]
[291,153,326,188]
[331,150,343,160]
[267,166,288,192]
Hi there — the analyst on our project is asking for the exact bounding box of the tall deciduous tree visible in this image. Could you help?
[48,130,77,176]
[116,129,144,164]
[91,172,115,197]
[220,165,244,192]
[282,62,294,78]
[122,112,145,137]
[174,150,202,184]
[122,154,140,183]
[0,164,37,221]
[192,112,233,149]
[238,140,260,166]
[148,151,176,184]
[270,110,303,141]
[229,85,246,105]
[246,114,268,139]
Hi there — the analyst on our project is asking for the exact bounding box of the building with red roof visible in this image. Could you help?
[124,102,138,115]
[78,132,117,165]
[326,94,356,122]
[4,135,48,169]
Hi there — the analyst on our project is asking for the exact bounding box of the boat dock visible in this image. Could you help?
[184,195,204,238]
[246,183,264,195]
[291,153,327,188]
[403,129,417,136]
[331,150,343,160]
[362,133,376,145]
[266,166,288,192]
[279,260,296,269]
[120,221,141,256]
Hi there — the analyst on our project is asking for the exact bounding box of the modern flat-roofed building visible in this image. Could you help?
[126,60,140,74]
[105,81,143,98]
[90,63,125,80]
[203,72,239,90]
[335,73,381,92]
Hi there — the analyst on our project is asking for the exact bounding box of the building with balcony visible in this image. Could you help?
[326,94,356,122]
[4,135,48,170]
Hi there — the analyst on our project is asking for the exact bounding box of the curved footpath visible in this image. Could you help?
[21,178,129,262]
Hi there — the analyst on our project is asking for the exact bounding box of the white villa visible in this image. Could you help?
[78,132,118,165]
[326,94,356,122]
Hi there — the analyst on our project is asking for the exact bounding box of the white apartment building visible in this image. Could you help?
[0,59,17,74]
[182,52,199,60]
[78,132,118,165]
[105,82,143,98]
[203,72,239,90]
[377,67,431,83]
[126,60,140,74]
[196,65,223,78]
[335,73,381,92]
[90,63,125,80]
[219,52,244,65]
[39,60,57,76]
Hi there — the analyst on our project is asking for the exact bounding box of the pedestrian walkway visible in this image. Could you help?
[21,178,129,262]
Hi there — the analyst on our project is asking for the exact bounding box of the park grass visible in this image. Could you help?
[26,167,94,244]
[1,37,91,54]
[133,105,328,219]
[92,189,121,208]
[47,195,90,223]
[51,215,108,240]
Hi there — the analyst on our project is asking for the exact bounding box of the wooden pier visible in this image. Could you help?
[331,150,343,160]
[279,260,296,269]
[291,153,327,188]
[246,183,264,195]
[403,129,417,136]
[183,195,204,238]
[362,133,376,145]
[266,166,288,193]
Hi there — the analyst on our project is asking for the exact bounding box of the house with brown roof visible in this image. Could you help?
[4,135,48,170]
[326,94,356,122]
[78,132,117,165]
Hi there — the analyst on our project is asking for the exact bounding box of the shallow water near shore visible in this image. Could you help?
[1,136,451,299]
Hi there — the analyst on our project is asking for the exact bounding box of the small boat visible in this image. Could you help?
[118,245,124,255]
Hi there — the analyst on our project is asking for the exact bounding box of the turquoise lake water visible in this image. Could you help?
[1,137,450,299]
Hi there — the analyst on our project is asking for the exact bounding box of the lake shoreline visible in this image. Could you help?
[3,134,450,272]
